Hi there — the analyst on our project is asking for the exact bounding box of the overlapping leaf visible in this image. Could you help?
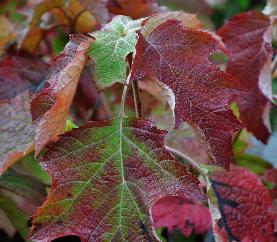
[152,196,211,237]
[31,34,93,155]
[30,117,204,242]
[218,11,273,143]
[131,19,242,168]
[211,167,276,241]
[0,55,48,174]
[89,15,144,89]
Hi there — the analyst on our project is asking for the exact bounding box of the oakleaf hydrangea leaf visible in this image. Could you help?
[31,35,93,156]
[211,167,276,241]
[152,196,211,237]
[218,11,273,143]
[30,117,204,242]
[131,19,242,168]
[0,55,48,174]
[89,15,144,89]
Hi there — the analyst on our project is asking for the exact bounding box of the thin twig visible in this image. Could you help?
[126,54,143,117]
[132,79,142,117]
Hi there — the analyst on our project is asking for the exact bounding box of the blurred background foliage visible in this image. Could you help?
[0,0,275,242]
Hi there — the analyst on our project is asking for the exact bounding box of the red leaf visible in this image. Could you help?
[0,55,48,173]
[152,196,211,236]
[211,167,276,241]
[107,0,166,19]
[263,168,277,201]
[0,55,48,100]
[217,10,273,143]
[29,117,204,241]
[31,35,93,155]
[130,19,242,168]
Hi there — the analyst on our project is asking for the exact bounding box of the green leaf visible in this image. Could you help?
[0,169,47,205]
[89,15,143,89]
[30,117,203,242]
[13,152,51,185]
[0,196,29,240]
[233,154,272,175]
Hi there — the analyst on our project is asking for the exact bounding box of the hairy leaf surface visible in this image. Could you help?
[218,11,273,143]
[89,15,143,89]
[211,167,276,241]
[31,35,93,155]
[152,196,211,237]
[131,19,242,168]
[30,117,204,242]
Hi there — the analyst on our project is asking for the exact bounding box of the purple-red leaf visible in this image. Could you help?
[152,196,211,237]
[0,55,48,173]
[211,166,276,242]
[130,19,242,168]
[218,10,273,143]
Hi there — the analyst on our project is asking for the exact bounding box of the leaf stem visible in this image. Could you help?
[132,79,142,117]
[126,53,143,117]
[119,75,130,117]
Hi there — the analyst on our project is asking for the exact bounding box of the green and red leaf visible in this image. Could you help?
[30,117,204,242]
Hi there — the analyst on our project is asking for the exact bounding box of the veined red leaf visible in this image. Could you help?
[31,35,93,156]
[211,166,276,242]
[152,196,211,237]
[218,10,273,143]
[30,117,204,242]
[130,19,242,168]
